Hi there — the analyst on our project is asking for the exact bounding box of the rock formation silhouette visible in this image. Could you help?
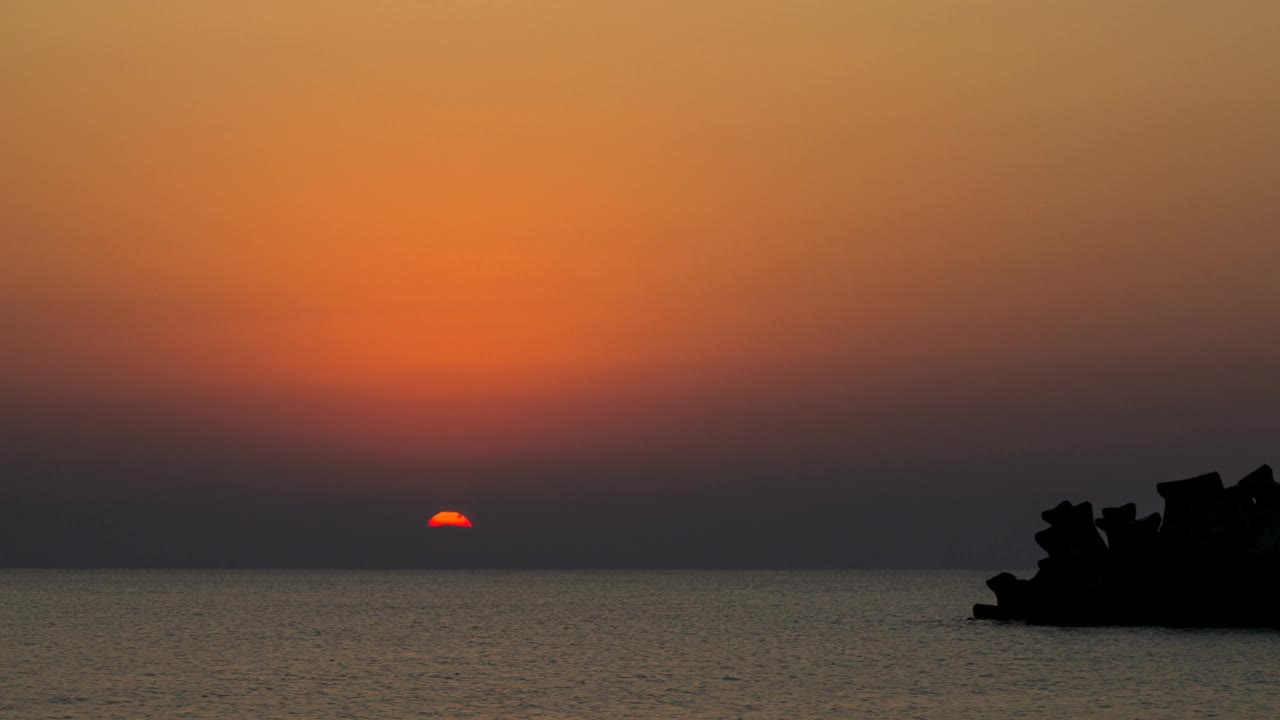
[974,464,1280,626]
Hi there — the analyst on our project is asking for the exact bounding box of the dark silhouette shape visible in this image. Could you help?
[974,464,1280,626]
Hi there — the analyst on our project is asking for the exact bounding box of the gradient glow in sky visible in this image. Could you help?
[3,2,1279,500]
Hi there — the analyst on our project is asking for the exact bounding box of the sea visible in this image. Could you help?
[3,570,1278,719]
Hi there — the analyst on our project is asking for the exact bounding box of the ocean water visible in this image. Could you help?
[3,570,1278,719]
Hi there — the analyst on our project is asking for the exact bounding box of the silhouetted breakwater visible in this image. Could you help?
[975,465,1280,626]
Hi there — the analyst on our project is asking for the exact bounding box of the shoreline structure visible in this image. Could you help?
[975,465,1279,626]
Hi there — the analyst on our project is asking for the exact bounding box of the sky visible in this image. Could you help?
[3,1,1278,568]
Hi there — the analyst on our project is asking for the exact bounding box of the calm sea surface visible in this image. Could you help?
[3,570,1278,719]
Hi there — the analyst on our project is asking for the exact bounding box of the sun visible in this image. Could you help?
[427,511,473,528]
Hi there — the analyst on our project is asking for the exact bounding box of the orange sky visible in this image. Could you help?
[3,2,1279,474]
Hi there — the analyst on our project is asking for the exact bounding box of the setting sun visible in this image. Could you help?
[427,511,473,528]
